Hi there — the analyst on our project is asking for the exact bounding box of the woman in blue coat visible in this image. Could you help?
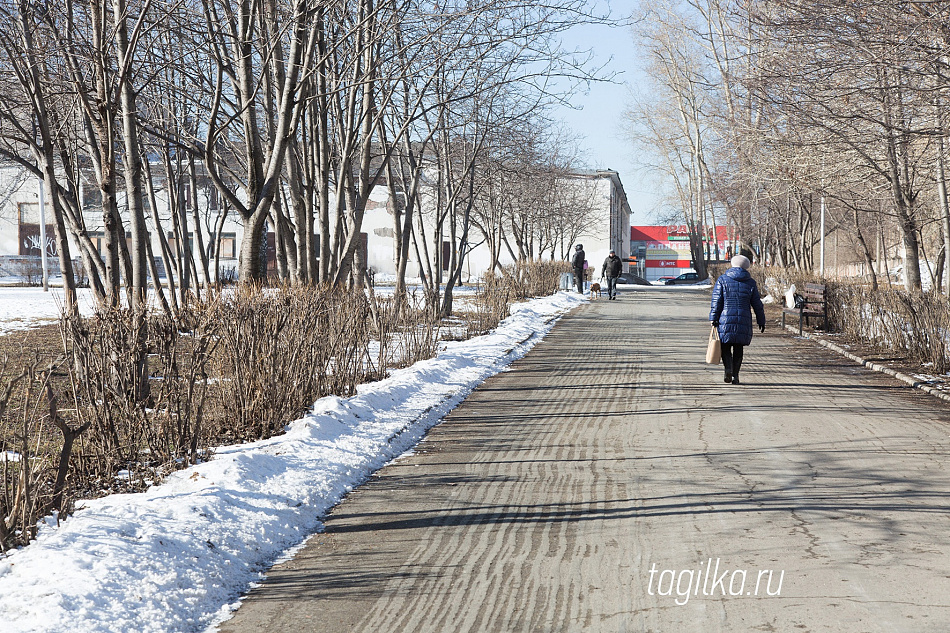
[709,255,766,384]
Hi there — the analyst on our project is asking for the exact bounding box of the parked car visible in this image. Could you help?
[664,272,705,285]
[616,271,650,285]
[655,276,675,284]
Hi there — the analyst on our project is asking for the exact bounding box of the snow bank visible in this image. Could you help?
[0,291,583,633]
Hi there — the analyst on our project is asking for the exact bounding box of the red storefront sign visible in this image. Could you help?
[631,225,729,242]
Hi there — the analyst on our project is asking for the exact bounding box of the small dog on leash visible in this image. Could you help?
[589,282,602,299]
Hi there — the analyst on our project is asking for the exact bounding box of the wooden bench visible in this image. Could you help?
[782,283,827,335]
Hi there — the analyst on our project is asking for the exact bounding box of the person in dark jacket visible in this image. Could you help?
[709,254,766,384]
[601,249,623,300]
[572,244,586,294]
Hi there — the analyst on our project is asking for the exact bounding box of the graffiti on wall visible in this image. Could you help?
[19,224,57,257]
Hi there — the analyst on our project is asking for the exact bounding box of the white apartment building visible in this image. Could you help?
[0,162,630,285]
[361,168,632,281]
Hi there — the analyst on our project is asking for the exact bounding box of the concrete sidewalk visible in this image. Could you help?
[217,288,950,632]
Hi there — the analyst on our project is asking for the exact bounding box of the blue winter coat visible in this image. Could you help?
[709,267,766,345]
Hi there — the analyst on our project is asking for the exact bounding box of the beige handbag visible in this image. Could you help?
[706,325,722,364]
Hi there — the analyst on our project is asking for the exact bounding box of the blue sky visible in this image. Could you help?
[556,6,662,226]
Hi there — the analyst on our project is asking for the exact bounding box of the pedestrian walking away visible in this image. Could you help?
[572,244,586,294]
[709,254,766,384]
[601,249,623,300]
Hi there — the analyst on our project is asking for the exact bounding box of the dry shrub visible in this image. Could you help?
[369,292,438,370]
[829,285,950,373]
[1,267,566,550]
[0,362,59,550]
[211,284,440,442]
[0,299,219,550]
[465,273,511,337]
[754,265,950,372]
[63,299,218,491]
[212,284,378,441]
[65,306,153,488]
[500,259,570,300]
[146,301,218,465]
[461,259,567,337]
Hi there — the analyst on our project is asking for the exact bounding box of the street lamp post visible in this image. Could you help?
[32,117,49,292]
[38,177,48,291]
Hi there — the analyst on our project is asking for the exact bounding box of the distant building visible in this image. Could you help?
[571,170,632,278]
[0,159,632,285]
[630,225,730,282]
[361,168,632,281]
[0,161,243,282]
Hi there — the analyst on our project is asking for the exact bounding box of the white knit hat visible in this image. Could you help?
[731,255,751,270]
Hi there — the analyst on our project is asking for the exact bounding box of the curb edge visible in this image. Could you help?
[782,323,950,404]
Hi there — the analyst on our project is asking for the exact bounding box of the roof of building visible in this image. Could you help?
[564,169,631,216]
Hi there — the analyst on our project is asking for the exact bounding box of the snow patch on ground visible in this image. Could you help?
[0,287,98,335]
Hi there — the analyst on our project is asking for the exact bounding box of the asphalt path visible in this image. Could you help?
[216,287,950,632]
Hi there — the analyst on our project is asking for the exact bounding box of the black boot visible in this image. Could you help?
[732,347,744,384]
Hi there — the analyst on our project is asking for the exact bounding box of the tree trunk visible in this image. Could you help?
[113,0,148,309]
[938,133,950,293]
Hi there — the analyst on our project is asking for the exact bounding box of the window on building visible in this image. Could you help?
[82,183,102,209]
[89,231,106,255]
[18,202,39,224]
[167,231,194,256]
[85,231,136,257]
[209,232,236,259]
